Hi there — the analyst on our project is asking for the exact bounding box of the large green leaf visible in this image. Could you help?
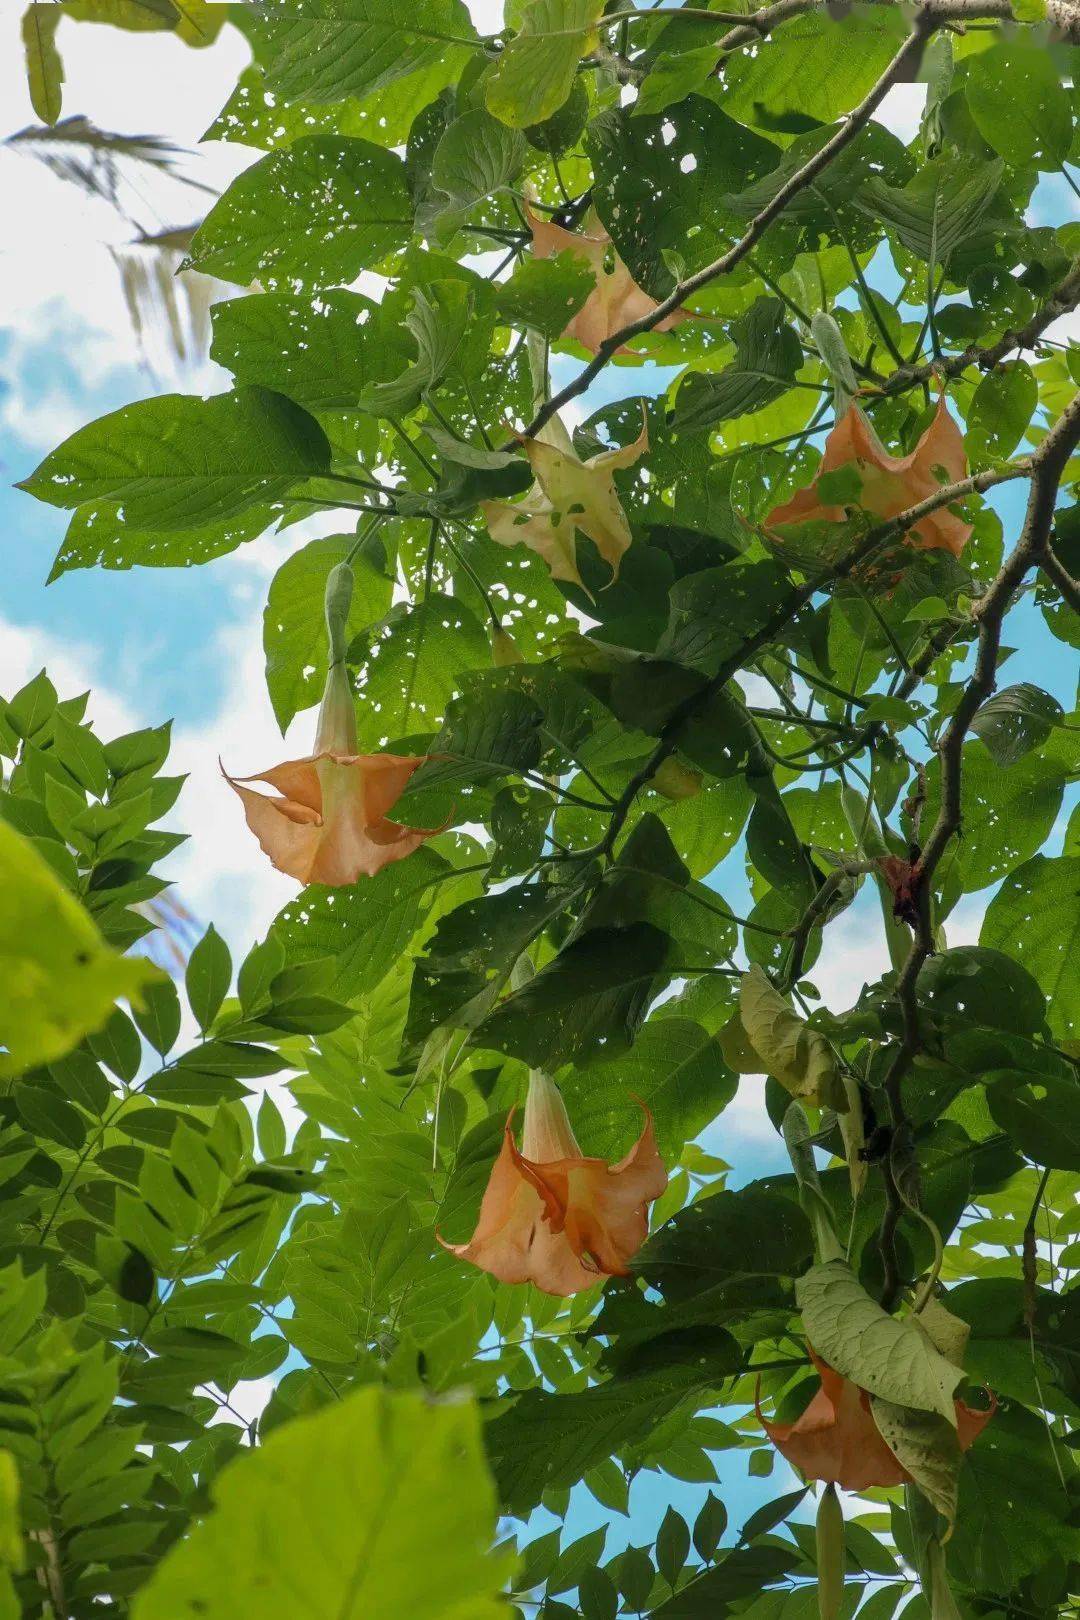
[560,1016,736,1162]
[737,965,845,1111]
[920,743,1066,893]
[981,855,1080,1042]
[485,0,604,130]
[964,40,1071,171]
[485,1366,711,1517]
[243,0,478,107]
[264,538,392,732]
[719,7,906,131]
[854,155,1004,268]
[186,137,412,288]
[795,1261,964,1426]
[211,290,412,409]
[20,388,329,530]
[133,1385,511,1618]
[475,921,673,1069]
[0,818,159,1076]
[673,299,802,435]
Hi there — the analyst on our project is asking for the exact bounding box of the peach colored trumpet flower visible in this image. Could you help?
[757,1348,995,1490]
[765,398,972,557]
[481,411,648,595]
[439,1070,667,1296]
[224,658,440,886]
[526,201,688,353]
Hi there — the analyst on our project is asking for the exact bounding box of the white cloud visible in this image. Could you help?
[0,609,138,739]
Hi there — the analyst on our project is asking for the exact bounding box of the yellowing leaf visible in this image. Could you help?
[0,819,160,1077]
[738,964,846,1111]
[132,1384,511,1620]
[796,1260,963,1427]
[481,412,647,596]
[22,4,63,125]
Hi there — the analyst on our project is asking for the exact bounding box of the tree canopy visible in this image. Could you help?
[6,2,1080,1618]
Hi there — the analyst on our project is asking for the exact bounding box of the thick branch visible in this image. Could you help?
[715,0,1080,52]
[524,17,932,439]
[881,389,1080,1109]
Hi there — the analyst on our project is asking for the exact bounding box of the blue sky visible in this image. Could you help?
[1,8,1077,1559]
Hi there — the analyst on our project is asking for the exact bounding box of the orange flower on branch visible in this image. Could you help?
[439,1070,667,1297]
[526,202,689,353]
[765,398,972,557]
[224,563,442,886]
[757,1348,994,1491]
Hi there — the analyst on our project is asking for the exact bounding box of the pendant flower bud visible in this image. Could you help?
[224,562,442,885]
[757,1348,994,1491]
[439,1070,667,1297]
[526,202,688,354]
[765,398,972,557]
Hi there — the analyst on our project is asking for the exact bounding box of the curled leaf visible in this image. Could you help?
[738,965,847,1111]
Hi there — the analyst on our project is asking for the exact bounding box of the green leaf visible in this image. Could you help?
[795,1261,964,1425]
[14,1082,86,1150]
[186,137,412,289]
[403,682,544,794]
[648,1546,799,1618]
[485,0,605,130]
[134,1384,510,1617]
[352,594,489,744]
[855,154,1004,268]
[494,252,595,341]
[738,965,845,1111]
[920,744,1066,893]
[132,976,182,1056]
[967,362,1038,463]
[692,1493,727,1563]
[211,290,412,410]
[981,855,1080,1042]
[485,1366,706,1517]
[0,818,159,1076]
[969,683,1062,768]
[430,107,526,214]
[965,40,1071,171]
[986,1071,1080,1171]
[475,921,672,1069]
[22,3,63,124]
[185,924,232,1033]
[21,388,330,530]
[561,1017,735,1164]
[50,500,275,576]
[635,45,719,118]
[673,299,802,434]
[242,0,477,105]
[264,538,392,732]
[656,1507,690,1589]
[719,7,906,130]
[949,1405,1074,1589]
[272,845,452,999]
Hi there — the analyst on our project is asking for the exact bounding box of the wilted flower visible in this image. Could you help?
[757,1348,994,1490]
[439,1069,667,1297]
[526,202,689,353]
[482,411,648,595]
[765,398,972,557]
[224,659,440,886]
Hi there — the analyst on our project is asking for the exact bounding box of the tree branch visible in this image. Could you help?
[714,0,1080,54]
[880,388,1080,1115]
[1037,533,1080,616]
[594,460,1025,859]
